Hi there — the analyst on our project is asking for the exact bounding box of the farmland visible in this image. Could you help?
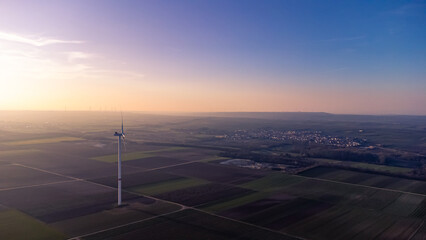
[128,177,208,195]
[0,209,66,240]
[0,111,425,239]
[299,167,426,195]
[92,147,188,162]
[5,137,84,146]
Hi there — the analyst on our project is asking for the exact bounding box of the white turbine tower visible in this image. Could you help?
[114,115,125,206]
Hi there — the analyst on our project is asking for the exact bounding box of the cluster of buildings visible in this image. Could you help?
[221,129,363,147]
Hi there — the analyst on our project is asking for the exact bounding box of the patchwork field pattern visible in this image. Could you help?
[81,209,299,240]
[5,137,84,146]
[299,167,426,195]
[200,167,426,240]
[1,132,425,240]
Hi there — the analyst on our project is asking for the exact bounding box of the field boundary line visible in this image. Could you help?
[15,162,304,240]
[295,174,426,197]
[0,179,81,192]
[10,162,304,240]
[67,208,184,240]
[11,163,82,181]
[124,158,211,172]
[192,208,307,240]
[408,220,424,240]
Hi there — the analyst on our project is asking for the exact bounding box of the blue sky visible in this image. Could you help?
[0,0,425,114]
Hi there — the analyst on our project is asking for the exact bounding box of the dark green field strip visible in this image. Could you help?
[241,172,306,192]
[123,156,187,169]
[91,147,188,162]
[218,193,298,220]
[0,209,66,240]
[201,191,271,213]
[127,177,209,196]
[82,209,299,240]
[154,183,255,207]
[158,162,266,184]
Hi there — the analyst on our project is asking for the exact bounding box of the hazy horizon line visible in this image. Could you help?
[1,109,425,117]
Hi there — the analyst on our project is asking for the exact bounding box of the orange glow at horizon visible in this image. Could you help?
[0,32,425,115]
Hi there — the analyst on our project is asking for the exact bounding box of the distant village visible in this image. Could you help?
[220,129,364,148]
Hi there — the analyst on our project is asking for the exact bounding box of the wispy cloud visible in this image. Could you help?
[0,31,83,46]
[0,31,145,86]
[65,51,92,61]
[323,36,365,42]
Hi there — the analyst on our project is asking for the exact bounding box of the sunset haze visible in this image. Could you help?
[0,0,425,114]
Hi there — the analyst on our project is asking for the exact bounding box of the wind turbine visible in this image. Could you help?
[114,114,125,206]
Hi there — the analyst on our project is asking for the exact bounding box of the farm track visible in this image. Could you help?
[294,174,426,197]
[0,179,81,192]
[4,162,302,240]
[4,159,424,240]
[408,220,424,240]
[67,208,185,240]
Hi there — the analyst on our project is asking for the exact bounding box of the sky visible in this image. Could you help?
[0,0,425,114]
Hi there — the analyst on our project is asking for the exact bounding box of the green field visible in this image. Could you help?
[310,158,413,174]
[93,151,155,162]
[198,156,230,162]
[128,177,209,196]
[50,201,180,237]
[0,209,66,240]
[202,192,269,212]
[0,149,41,157]
[349,162,412,174]
[241,172,306,191]
[92,147,188,162]
[197,169,426,239]
[5,137,83,146]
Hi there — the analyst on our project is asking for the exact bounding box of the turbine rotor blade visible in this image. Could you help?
[121,112,124,134]
[122,135,127,152]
